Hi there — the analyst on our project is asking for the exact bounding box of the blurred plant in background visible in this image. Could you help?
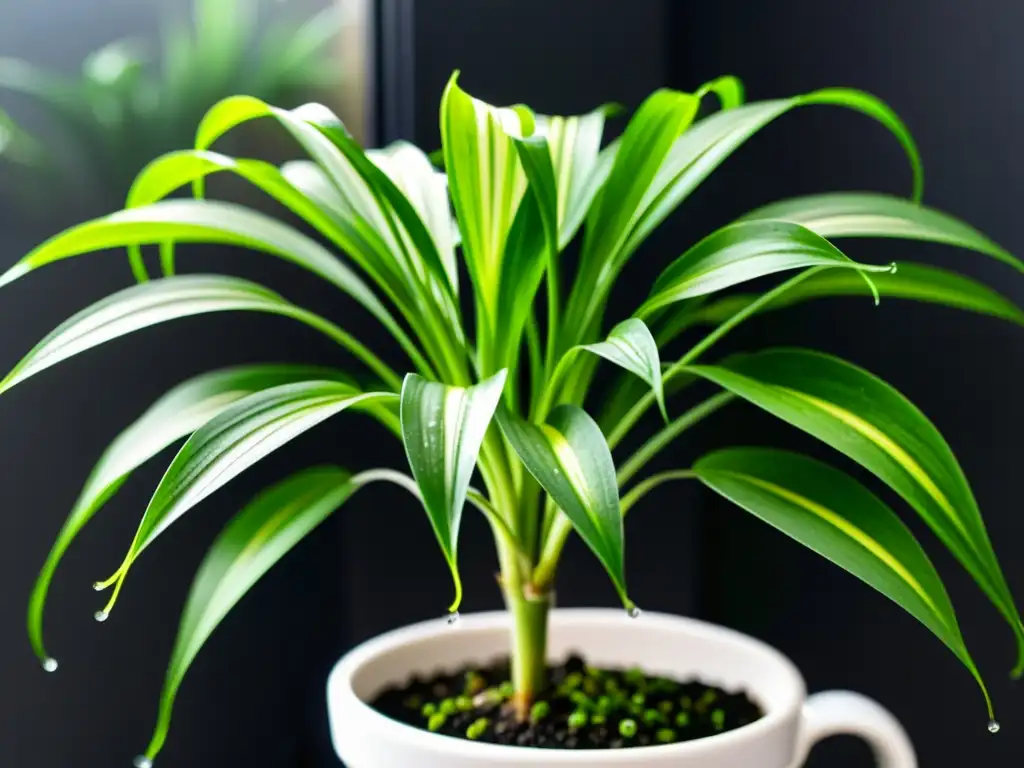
[0,0,342,218]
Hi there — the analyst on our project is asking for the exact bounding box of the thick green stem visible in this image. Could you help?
[504,584,551,719]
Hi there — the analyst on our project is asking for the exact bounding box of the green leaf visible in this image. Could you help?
[194,96,458,309]
[0,276,340,394]
[0,274,401,395]
[692,262,1024,328]
[498,405,631,607]
[739,192,1024,275]
[561,91,699,334]
[696,75,746,110]
[139,465,362,762]
[96,382,396,613]
[512,135,560,264]
[26,364,347,665]
[298,104,460,307]
[639,220,894,316]
[440,73,532,332]
[368,141,459,294]
[539,105,615,247]
[693,447,991,715]
[0,200,410,354]
[618,90,922,270]
[584,89,701,272]
[579,319,666,421]
[124,150,397,293]
[400,370,508,612]
[491,135,559,375]
[687,348,1024,672]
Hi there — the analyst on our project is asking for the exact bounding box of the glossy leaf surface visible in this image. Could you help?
[688,348,1024,670]
[139,466,362,760]
[639,220,892,316]
[26,364,349,663]
[102,382,396,606]
[694,447,990,712]
[579,318,666,420]
[499,405,630,606]
[692,262,1024,328]
[400,371,508,611]
[740,192,1023,274]
[0,275,371,396]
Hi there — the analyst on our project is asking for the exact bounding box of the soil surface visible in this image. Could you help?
[369,653,764,749]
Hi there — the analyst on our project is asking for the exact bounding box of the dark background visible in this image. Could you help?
[2,0,1022,766]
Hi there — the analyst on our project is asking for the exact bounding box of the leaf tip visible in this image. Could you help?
[443,69,463,96]
[0,262,29,289]
[656,395,669,425]
[447,565,464,615]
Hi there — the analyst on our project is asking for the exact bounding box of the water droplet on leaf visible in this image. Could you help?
[447,611,460,625]
[988,720,1001,734]
[133,756,153,768]
[94,610,109,623]
[41,657,58,673]
[627,605,642,619]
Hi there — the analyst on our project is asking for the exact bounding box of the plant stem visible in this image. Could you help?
[533,393,733,589]
[286,307,404,391]
[607,267,825,447]
[616,392,735,485]
[504,584,551,719]
[620,469,696,515]
[159,241,176,276]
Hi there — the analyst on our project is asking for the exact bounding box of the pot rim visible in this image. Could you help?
[328,608,807,762]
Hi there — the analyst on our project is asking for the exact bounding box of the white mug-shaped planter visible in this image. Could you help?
[328,609,916,767]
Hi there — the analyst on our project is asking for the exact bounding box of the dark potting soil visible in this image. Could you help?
[369,653,764,749]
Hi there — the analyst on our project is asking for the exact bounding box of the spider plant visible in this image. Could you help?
[8,72,1024,764]
[0,0,342,215]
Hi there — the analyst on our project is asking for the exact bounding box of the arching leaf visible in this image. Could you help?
[26,364,348,664]
[638,220,893,316]
[195,96,456,305]
[124,150,406,300]
[740,192,1023,275]
[692,262,1024,328]
[694,447,991,714]
[687,348,1024,673]
[621,89,922,264]
[0,200,414,360]
[0,275,397,396]
[96,382,396,612]
[139,466,362,762]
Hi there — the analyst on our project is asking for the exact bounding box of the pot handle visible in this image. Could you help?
[797,691,916,767]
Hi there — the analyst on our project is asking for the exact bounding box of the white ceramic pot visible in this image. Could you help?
[327,609,916,767]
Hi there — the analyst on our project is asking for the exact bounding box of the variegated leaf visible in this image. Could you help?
[400,370,508,612]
